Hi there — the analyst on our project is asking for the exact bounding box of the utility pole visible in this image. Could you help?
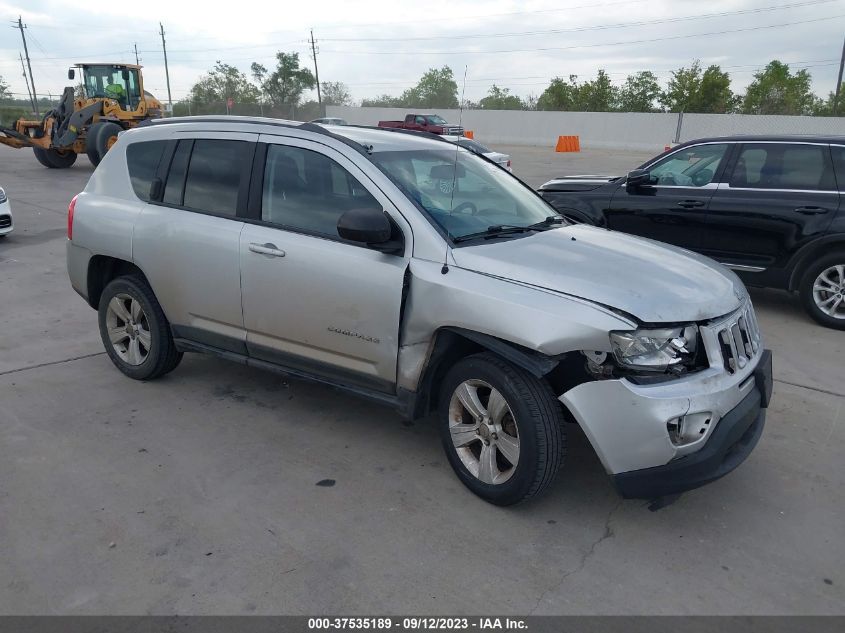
[14,16,39,116]
[309,29,322,116]
[134,43,140,66]
[834,35,845,116]
[19,52,34,113]
[159,22,173,116]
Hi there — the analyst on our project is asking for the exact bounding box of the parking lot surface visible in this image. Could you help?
[0,142,843,615]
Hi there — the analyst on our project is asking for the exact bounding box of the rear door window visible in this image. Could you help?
[182,139,250,216]
[126,140,166,201]
[729,143,835,191]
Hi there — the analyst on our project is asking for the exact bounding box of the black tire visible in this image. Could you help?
[86,122,107,166]
[33,147,77,168]
[32,147,55,167]
[98,275,183,380]
[438,353,565,505]
[95,122,123,161]
[799,250,845,330]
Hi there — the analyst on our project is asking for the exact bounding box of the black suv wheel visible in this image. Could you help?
[800,251,845,330]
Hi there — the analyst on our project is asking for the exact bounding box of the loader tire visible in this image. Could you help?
[95,122,123,161]
[33,147,77,169]
[86,122,106,166]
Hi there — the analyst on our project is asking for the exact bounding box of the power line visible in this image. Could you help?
[318,14,844,55]
[320,0,840,42]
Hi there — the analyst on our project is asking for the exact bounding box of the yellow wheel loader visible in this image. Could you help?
[0,63,163,168]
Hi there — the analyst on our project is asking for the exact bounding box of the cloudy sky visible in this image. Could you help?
[1,0,843,106]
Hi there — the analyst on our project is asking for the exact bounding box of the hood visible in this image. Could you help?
[539,175,619,192]
[451,225,745,323]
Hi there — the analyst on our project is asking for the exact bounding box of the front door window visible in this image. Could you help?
[647,144,730,187]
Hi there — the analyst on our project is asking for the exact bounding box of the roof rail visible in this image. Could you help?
[340,124,452,144]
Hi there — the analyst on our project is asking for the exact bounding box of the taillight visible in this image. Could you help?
[68,194,78,240]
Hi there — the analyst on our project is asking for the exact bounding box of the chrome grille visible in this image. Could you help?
[716,304,761,374]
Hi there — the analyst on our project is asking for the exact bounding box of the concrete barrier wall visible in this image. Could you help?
[326,105,845,152]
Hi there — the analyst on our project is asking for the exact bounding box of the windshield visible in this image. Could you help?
[83,65,141,109]
[427,115,447,125]
[370,149,555,240]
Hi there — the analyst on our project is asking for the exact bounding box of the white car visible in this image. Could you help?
[441,135,512,171]
[0,187,12,237]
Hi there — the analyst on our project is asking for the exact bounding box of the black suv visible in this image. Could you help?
[538,136,845,329]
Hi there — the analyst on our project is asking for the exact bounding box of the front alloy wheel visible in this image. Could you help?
[448,380,520,485]
[439,353,565,505]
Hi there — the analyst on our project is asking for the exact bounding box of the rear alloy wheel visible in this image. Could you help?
[439,353,565,505]
[800,252,845,330]
[105,293,152,366]
[33,147,77,168]
[98,276,183,380]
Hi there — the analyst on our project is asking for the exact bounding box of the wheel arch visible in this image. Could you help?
[86,255,150,309]
[787,234,845,291]
[404,327,582,420]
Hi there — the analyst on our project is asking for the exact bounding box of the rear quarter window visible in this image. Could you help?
[126,140,166,201]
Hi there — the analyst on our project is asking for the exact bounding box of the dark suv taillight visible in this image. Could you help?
[68,194,78,240]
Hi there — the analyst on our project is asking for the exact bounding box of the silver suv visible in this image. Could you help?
[67,117,773,505]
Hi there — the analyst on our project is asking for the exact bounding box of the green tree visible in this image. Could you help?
[618,71,661,112]
[577,69,617,111]
[259,52,316,114]
[478,84,524,110]
[360,94,404,107]
[692,65,736,113]
[537,71,617,111]
[401,66,458,108]
[321,81,352,106]
[811,84,844,116]
[741,60,817,115]
[661,61,736,113]
[661,61,703,112]
[189,61,259,106]
[537,75,580,111]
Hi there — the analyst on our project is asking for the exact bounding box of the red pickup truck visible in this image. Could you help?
[378,114,464,136]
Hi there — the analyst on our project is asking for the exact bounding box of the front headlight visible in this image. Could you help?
[609,325,698,371]
[0,188,6,204]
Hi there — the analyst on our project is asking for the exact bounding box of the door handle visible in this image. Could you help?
[249,242,286,257]
[677,200,705,208]
[794,206,829,215]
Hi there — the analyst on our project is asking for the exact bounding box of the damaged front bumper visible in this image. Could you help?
[561,348,772,499]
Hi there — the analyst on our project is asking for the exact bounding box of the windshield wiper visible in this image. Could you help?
[452,225,534,243]
[527,215,565,229]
